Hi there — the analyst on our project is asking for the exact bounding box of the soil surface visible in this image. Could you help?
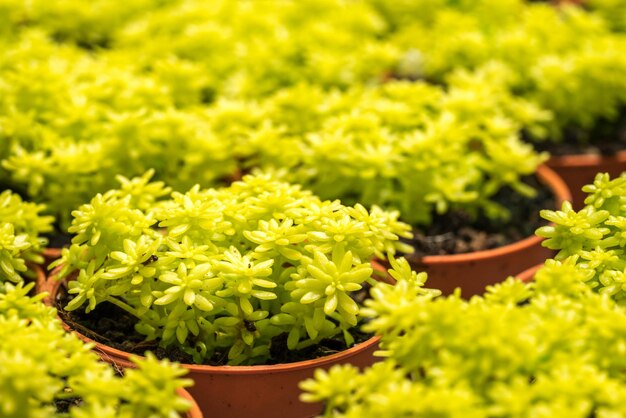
[54,397,82,413]
[403,174,553,262]
[43,231,72,249]
[55,282,373,366]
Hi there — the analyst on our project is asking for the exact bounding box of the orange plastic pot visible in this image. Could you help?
[31,263,47,295]
[546,150,626,209]
[43,272,381,418]
[42,247,63,267]
[405,165,571,297]
[177,388,204,418]
[38,271,202,417]
[515,263,543,283]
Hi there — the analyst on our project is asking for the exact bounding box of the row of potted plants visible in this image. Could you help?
[4,164,626,416]
[0,0,625,227]
[0,30,572,296]
[1,0,625,416]
[301,171,626,417]
[17,168,620,417]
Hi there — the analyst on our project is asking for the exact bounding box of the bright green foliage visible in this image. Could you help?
[53,172,411,365]
[0,0,166,47]
[537,172,626,304]
[0,0,546,227]
[0,31,239,226]
[112,0,397,98]
[378,0,626,139]
[587,0,626,32]
[236,80,546,226]
[0,0,396,98]
[302,260,626,417]
[0,282,192,418]
[0,190,53,285]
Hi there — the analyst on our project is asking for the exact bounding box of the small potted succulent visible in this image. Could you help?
[0,189,53,291]
[378,0,626,207]
[302,259,626,417]
[0,282,201,418]
[0,31,240,235]
[45,171,410,417]
[536,171,626,301]
[240,80,570,295]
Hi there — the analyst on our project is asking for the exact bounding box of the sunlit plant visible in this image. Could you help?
[239,80,547,226]
[380,0,626,140]
[0,1,556,230]
[537,172,626,303]
[0,282,192,418]
[302,260,626,417]
[0,189,53,286]
[0,31,239,227]
[52,171,411,365]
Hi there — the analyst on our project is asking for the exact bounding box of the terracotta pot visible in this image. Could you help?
[404,165,571,297]
[515,263,543,283]
[32,263,47,295]
[42,247,63,268]
[176,387,204,418]
[546,151,626,209]
[43,271,381,418]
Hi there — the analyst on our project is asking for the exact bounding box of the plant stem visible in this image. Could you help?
[104,296,158,327]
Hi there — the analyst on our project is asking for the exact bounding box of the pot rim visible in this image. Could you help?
[546,149,626,168]
[515,263,543,283]
[176,387,203,418]
[30,262,47,294]
[44,271,381,375]
[419,164,571,265]
[43,247,63,258]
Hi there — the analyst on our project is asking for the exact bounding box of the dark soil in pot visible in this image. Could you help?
[404,174,554,262]
[43,230,72,249]
[54,284,373,367]
[54,397,83,413]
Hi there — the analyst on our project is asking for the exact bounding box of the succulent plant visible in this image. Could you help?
[0,281,192,418]
[302,259,626,417]
[537,172,626,303]
[0,189,53,286]
[0,0,553,229]
[380,0,626,140]
[235,80,547,227]
[52,171,411,365]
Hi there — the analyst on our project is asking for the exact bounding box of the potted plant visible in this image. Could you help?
[0,31,241,235]
[0,189,53,291]
[0,1,573,294]
[0,0,397,231]
[45,171,411,417]
[0,281,201,418]
[374,0,626,207]
[239,80,570,296]
[302,258,626,417]
[536,171,626,301]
